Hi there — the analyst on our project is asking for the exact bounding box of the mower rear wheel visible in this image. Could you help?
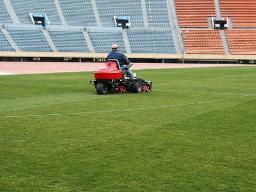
[131,82,142,93]
[96,83,108,95]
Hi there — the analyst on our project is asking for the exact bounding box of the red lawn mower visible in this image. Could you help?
[90,59,152,95]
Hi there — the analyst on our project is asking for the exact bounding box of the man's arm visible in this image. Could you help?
[122,54,130,65]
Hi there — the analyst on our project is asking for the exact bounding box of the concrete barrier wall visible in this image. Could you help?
[1,51,256,63]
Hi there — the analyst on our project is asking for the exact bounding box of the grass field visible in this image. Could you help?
[0,67,256,192]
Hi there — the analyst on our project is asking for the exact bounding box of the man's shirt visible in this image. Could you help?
[107,50,130,67]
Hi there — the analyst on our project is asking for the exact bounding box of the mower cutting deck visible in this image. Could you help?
[90,60,152,95]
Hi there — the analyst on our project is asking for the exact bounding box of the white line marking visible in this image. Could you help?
[0,72,14,75]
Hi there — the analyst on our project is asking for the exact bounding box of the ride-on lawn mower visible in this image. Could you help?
[90,59,152,95]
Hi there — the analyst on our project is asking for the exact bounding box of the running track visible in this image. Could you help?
[0,62,255,75]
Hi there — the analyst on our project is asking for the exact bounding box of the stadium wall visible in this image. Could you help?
[1,51,256,64]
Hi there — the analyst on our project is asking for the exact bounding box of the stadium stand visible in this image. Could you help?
[127,29,176,54]
[0,1,13,23]
[145,0,170,28]
[220,0,256,28]
[58,0,97,26]
[0,1,180,55]
[5,24,52,52]
[175,0,227,55]
[48,30,89,52]
[10,0,61,24]
[8,30,52,52]
[88,27,125,53]
[95,0,144,28]
[175,0,216,28]
[226,29,256,55]
[0,31,15,51]
[0,0,256,62]
[182,29,224,54]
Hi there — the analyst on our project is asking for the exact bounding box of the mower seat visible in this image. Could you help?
[107,59,121,70]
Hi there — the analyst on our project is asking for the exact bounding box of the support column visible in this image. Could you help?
[141,0,149,28]
[91,0,102,26]
[168,0,184,53]
[53,0,67,25]
[122,29,131,54]
[214,0,222,19]
[220,30,230,55]
[0,27,20,51]
[42,29,57,51]
[82,29,95,53]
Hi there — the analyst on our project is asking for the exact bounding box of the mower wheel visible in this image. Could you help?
[96,83,108,95]
[131,82,142,93]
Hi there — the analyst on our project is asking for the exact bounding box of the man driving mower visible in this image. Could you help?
[107,44,134,78]
[90,43,152,94]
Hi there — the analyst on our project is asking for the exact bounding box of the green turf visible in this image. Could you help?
[0,67,255,192]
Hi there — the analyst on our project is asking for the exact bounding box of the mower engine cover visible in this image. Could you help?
[94,61,122,80]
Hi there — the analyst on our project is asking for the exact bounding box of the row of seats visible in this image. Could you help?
[127,30,176,53]
[96,0,144,27]
[145,0,170,28]
[182,29,256,55]
[9,30,52,52]
[1,0,255,55]
[182,30,224,54]
[226,30,256,55]
[2,0,255,29]
[0,1,13,23]
[0,0,172,28]
[89,31,125,53]
[58,0,96,26]
[176,0,256,28]
[0,31,14,51]
[3,27,256,55]
[220,0,256,28]
[10,0,61,24]
[0,27,176,54]
[49,31,89,52]
[176,0,256,55]
[175,0,216,28]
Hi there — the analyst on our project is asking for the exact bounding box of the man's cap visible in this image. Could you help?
[111,43,119,49]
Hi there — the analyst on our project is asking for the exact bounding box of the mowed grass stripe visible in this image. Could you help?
[0,98,226,118]
[1,94,254,119]
[0,67,256,192]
